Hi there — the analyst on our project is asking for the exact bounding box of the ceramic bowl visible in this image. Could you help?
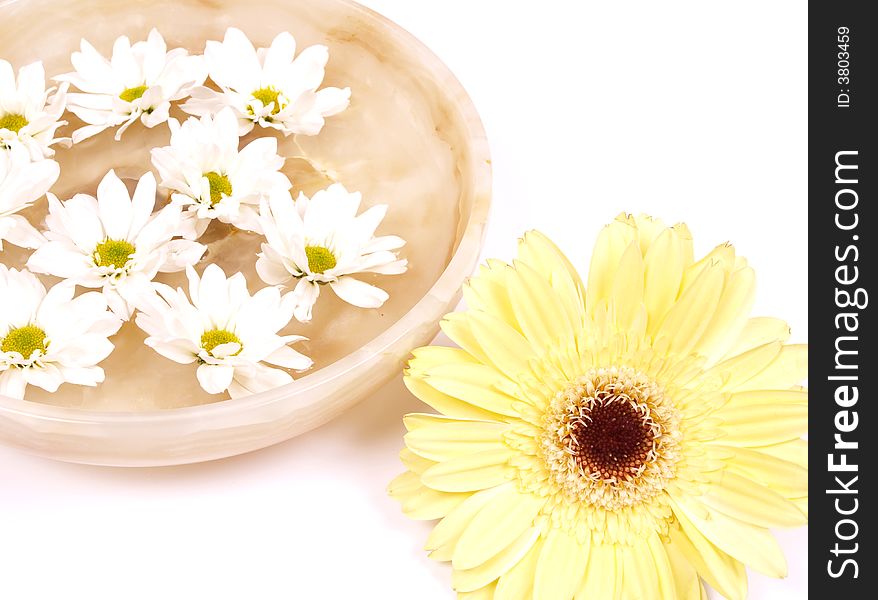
[0,0,490,466]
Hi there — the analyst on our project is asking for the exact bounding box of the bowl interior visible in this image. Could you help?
[2,0,477,411]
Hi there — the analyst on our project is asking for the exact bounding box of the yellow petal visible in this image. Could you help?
[620,541,661,600]
[496,537,543,600]
[574,543,618,600]
[453,486,546,570]
[667,516,747,600]
[645,533,678,600]
[632,214,670,254]
[643,227,686,334]
[453,527,540,593]
[751,438,808,468]
[704,341,783,392]
[723,389,807,408]
[716,403,807,446]
[724,317,791,357]
[387,470,469,520]
[700,470,807,528]
[508,260,574,349]
[671,495,788,578]
[440,313,494,366]
[714,444,808,497]
[695,266,756,363]
[587,218,637,311]
[410,345,480,370]
[400,447,435,474]
[405,418,509,461]
[663,533,707,600]
[533,528,589,600]
[426,484,511,560]
[421,448,515,492]
[680,244,735,291]
[420,363,521,417]
[458,581,496,600]
[463,260,521,330]
[404,374,503,421]
[735,344,808,391]
[608,241,646,334]
[517,230,587,328]
[467,310,537,379]
[675,222,695,266]
[655,262,725,355]
[790,496,808,519]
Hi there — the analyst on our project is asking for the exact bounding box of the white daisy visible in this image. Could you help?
[182,27,350,137]
[56,28,207,143]
[0,59,70,160]
[135,264,312,399]
[0,265,122,400]
[256,184,407,323]
[0,143,59,250]
[26,170,206,320]
[150,107,291,239]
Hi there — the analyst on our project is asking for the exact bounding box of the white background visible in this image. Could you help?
[0,1,807,598]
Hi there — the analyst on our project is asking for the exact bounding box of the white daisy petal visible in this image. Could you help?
[228,363,293,399]
[26,240,93,280]
[96,170,133,239]
[264,344,313,370]
[256,245,294,285]
[56,365,105,387]
[196,363,235,395]
[330,276,389,308]
[0,369,28,400]
[291,279,319,323]
[128,171,158,238]
[0,215,45,249]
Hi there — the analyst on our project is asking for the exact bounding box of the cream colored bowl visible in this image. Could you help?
[0,0,490,465]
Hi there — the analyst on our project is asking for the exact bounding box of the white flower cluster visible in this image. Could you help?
[1,28,407,401]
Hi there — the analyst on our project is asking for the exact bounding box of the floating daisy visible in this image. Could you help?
[182,27,350,137]
[56,28,206,143]
[0,265,122,400]
[26,170,206,319]
[0,143,59,250]
[256,184,407,322]
[150,107,291,239]
[0,59,70,160]
[135,264,312,398]
[389,217,807,599]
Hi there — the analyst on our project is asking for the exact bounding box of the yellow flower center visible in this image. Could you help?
[252,86,283,115]
[1,324,48,358]
[0,113,29,133]
[119,85,148,103]
[540,367,681,512]
[200,329,242,355]
[205,172,233,206]
[94,239,136,269]
[305,245,337,274]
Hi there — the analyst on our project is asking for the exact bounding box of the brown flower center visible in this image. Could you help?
[568,397,656,482]
[540,367,681,511]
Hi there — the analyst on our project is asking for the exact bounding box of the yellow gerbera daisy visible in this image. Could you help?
[389,214,807,600]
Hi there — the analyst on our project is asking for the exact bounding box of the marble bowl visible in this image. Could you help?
[0,0,490,466]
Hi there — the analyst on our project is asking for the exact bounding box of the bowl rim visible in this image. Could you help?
[0,0,491,424]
